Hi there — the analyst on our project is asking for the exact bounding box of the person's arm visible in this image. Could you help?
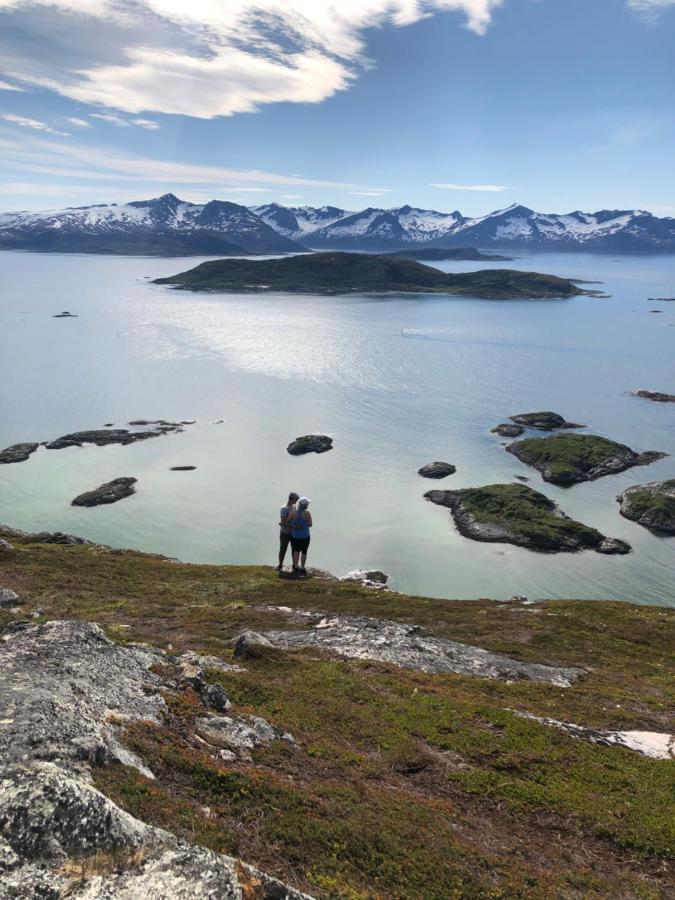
[304,511,313,527]
[279,507,289,527]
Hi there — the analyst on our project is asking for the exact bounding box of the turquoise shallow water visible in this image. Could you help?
[0,250,673,604]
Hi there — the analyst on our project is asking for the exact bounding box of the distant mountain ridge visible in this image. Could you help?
[1,194,673,255]
[0,193,301,255]
[277,202,675,253]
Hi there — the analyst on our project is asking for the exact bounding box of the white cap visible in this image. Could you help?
[299,496,311,507]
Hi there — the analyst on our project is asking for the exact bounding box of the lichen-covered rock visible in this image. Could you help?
[0,443,39,465]
[0,620,165,773]
[195,714,294,755]
[263,612,584,687]
[417,462,456,479]
[71,477,137,508]
[233,631,274,659]
[0,763,154,861]
[286,435,333,455]
[617,480,675,534]
[0,539,13,552]
[0,621,312,900]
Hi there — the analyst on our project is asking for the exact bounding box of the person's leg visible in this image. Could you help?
[300,537,310,574]
[278,532,290,569]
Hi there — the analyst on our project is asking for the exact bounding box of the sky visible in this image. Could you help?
[0,0,674,215]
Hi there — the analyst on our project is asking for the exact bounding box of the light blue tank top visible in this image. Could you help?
[291,510,310,539]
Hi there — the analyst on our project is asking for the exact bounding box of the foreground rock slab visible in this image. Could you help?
[0,621,312,899]
[72,477,137,508]
[507,432,667,486]
[425,483,631,554]
[0,443,39,465]
[262,611,584,686]
[617,480,675,534]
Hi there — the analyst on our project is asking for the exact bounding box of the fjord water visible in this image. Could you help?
[1,250,673,605]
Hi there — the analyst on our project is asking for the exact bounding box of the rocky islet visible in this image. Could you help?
[617,480,675,535]
[424,483,631,554]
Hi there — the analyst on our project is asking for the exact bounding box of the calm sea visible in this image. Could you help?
[1,250,673,604]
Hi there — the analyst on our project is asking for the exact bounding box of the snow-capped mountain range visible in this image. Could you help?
[0,193,299,255]
[1,194,673,255]
[257,202,674,253]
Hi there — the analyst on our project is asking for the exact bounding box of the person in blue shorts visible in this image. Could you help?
[277,491,299,570]
[288,496,312,577]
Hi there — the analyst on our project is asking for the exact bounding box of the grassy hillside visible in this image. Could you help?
[1,527,673,899]
[154,252,591,299]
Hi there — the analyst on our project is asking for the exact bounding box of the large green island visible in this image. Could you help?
[154,252,596,299]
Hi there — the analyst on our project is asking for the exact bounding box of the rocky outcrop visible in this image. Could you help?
[286,435,333,455]
[170,465,197,471]
[72,478,137,508]
[617,480,675,534]
[33,531,92,545]
[633,389,675,403]
[340,570,390,590]
[507,433,667,486]
[0,443,39,465]
[509,411,583,430]
[52,311,78,318]
[425,483,630,554]
[491,424,524,438]
[512,711,675,760]
[417,462,456,479]
[196,714,294,762]
[46,425,181,450]
[261,611,584,687]
[0,621,311,899]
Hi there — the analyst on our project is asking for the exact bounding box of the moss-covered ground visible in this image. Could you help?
[1,527,673,898]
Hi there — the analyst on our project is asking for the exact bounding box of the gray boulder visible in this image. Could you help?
[0,443,39,465]
[0,589,20,609]
[233,630,274,659]
[0,540,13,552]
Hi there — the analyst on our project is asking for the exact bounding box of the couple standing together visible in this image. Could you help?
[277,492,312,576]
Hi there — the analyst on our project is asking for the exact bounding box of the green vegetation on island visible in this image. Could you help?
[154,252,594,299]
[618,480,675,534]
[1,527,673,899]
[507,432,667,486]
[424,483,629,553]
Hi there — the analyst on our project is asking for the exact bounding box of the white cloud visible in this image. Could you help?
[0,1,503,118]
[430,182,506,192]
[1,113,68,135]
[628,0,675,13]
[0,78,25,91]
[89,112,131,127]
[65,116,91,127]
[132,117,160,129]
[349,189,392,196]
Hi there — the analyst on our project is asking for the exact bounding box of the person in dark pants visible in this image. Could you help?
[277,492,299,570]
[288,496,312,576]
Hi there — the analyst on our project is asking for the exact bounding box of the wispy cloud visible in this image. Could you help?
[66,116,91,128]
[0,1,503,118]
[348,190,392,197]
[1,113,68,136]
[0,78,25,91]
[430,182,506,192]
[627,0,675,18]
[0,134,389,194]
